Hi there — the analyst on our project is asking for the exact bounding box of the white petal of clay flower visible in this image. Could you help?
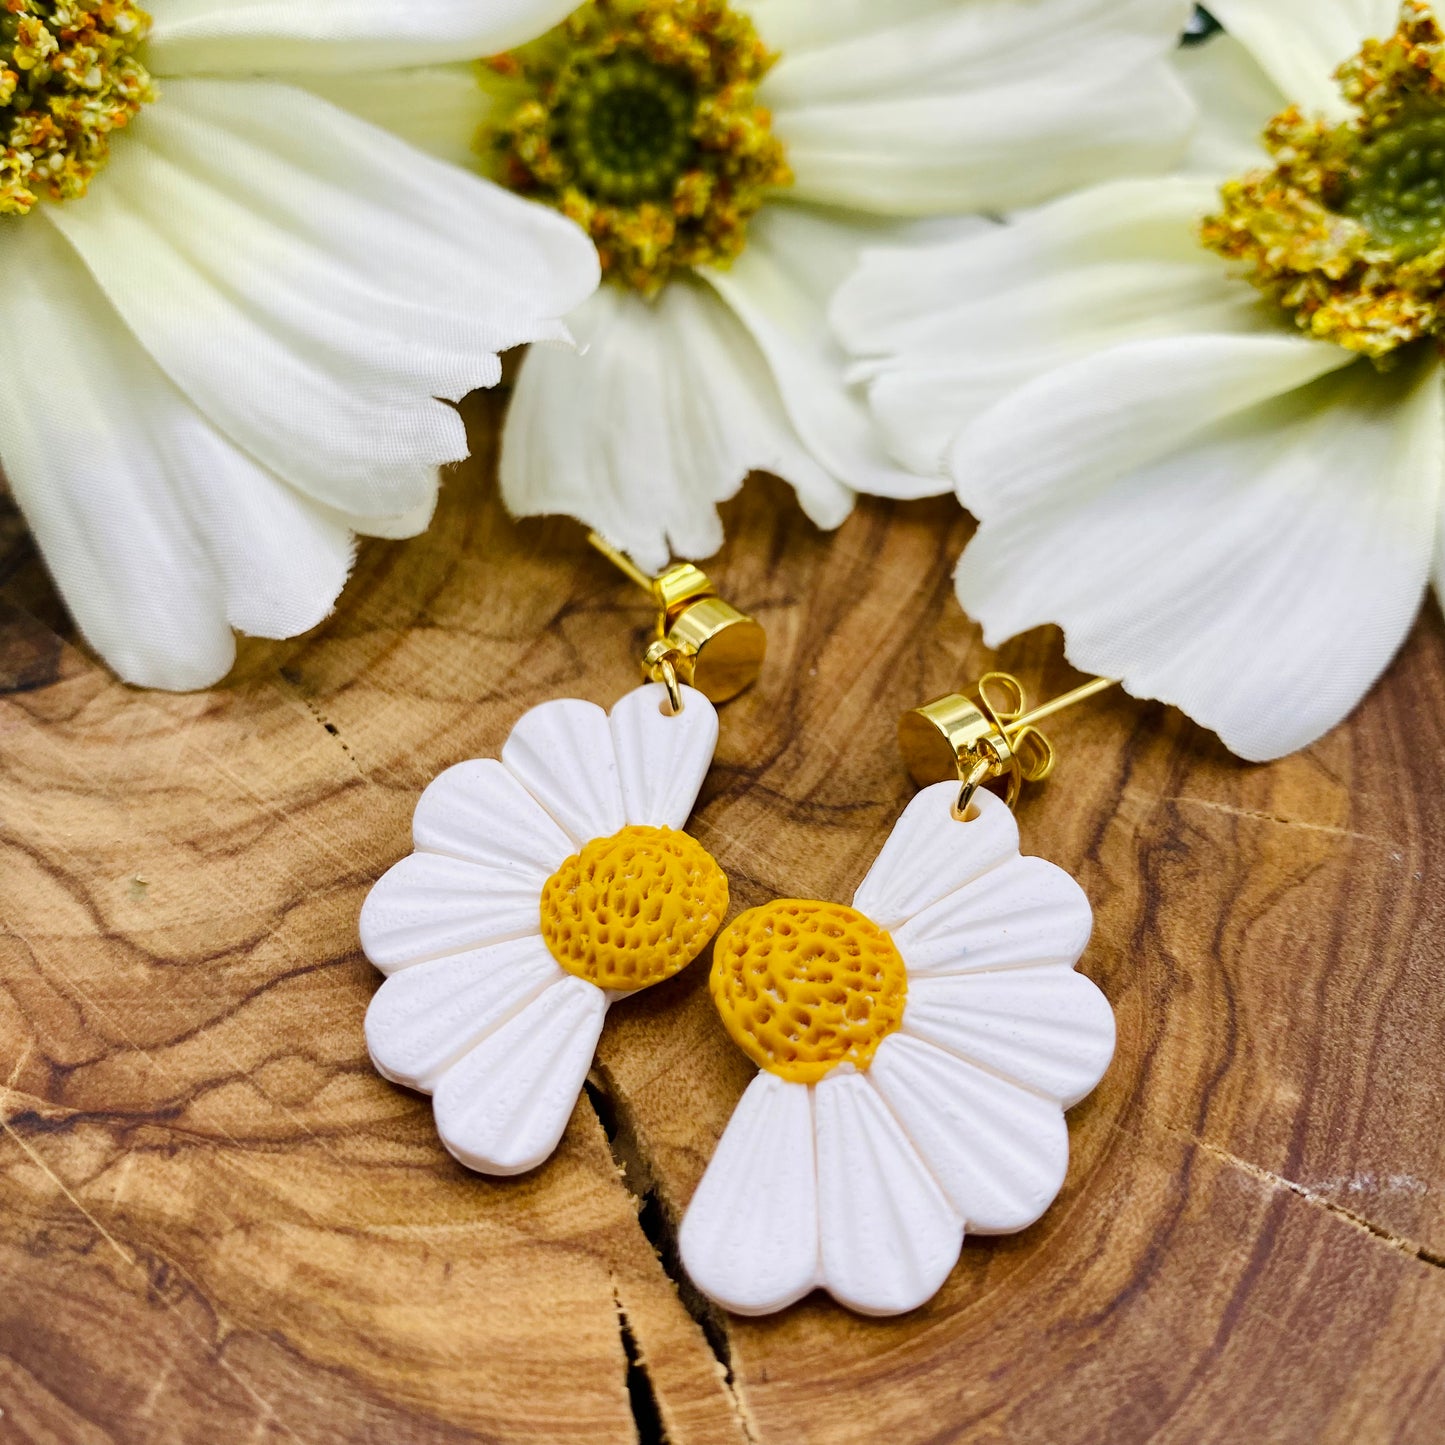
[361,685,726,1175]
[679,786,1115,1317]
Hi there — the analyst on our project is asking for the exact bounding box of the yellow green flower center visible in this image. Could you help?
[561,51,695,203]
[1,0,155,217]
[1341,114,1445,256]
[482,0,792,295]
[1201,2,1445,359]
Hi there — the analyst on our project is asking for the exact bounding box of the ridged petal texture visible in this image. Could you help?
[501,698,628,845]
[358,686,719,1175]
[870,1034,1069,1234]
[677,1074,820,1316]
[682,782,1113,1316]
[411,758,574,872]
[903,970,1115,1108]
[852,784,1020,929]
[432,977,607,1176]
[358,851,550,973]
[813,1072,963,1316]
[611,684,720,831]
[890,854,1093,976]
[365,937,564,1092]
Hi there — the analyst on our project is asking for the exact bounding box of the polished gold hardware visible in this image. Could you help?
[642,639,685,716]
[588,533,766,707]
[899,673,1116,820]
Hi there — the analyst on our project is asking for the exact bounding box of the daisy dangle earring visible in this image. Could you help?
[359,537,764,1176]
[679,673,1118,1317]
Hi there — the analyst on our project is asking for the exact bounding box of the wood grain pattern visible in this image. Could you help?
[0,392,1442,1444]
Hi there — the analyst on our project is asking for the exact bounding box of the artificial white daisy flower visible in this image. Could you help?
[678,786,1114,1317]
[836,0,1445,762]
[360,684,726,1175]
[318,0,1197,574]
[0,0,598,691]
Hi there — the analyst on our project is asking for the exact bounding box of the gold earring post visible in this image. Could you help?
[899,672,1118,821]
[1002,676,1117,737]
[586,532,766,706]
[587,532,657,595]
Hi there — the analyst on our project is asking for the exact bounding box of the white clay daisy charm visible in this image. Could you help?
[680,676,1117,1317]
[360,682,727,1175]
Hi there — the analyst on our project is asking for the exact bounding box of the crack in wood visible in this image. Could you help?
[1173,1128,1445,1270]
[277,670,367,781]
[612,1288,666,1445]
[585,1077,761,1445]
[1126,789,1402,849]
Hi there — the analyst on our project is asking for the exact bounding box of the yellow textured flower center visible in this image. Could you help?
[1,0,156,216]
[539,824,728,992]
[1201,2,1445,359]
[709,900,908,1085]
[481,0,792,295]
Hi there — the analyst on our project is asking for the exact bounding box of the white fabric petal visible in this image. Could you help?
[761,0,1195,215]
[703,205,945,501]
[611,684,719,831]
[1436,474,1445,611]
[412,758,573,874]
[903,969,1116,1108]
[146,0,580,75]
[1205,0,1399,118]
[290,62,505,172]
[0,218,356,689]
[48,77,597,522]
[344,498,438,542]
[852,785,1018,932]
[432,975,606,1176]
[1176,35,1287,179]
[501,279,850,578]
[814,1071,962,1316]
[890,855,1093,979]
[742,0,1186,60]
[365,936,564,1093]
[501,698,626,845]
[947,329,1356,516]
[359,853,543,974]
[956,353,1445,761]
[739,0,965,50]
[678,1074,820,1316]
[838,177,1232,365]
[870,1033,1070,1235]
[835,178,1256,475]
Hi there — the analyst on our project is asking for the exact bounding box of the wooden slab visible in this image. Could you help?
[0,393,1441,1444]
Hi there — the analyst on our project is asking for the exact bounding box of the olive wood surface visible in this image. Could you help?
[0,395,1441,1444]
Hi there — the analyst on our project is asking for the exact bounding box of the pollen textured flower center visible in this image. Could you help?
[539,824,728,992]
[1,0,155,216]
[483,0,792,295]
[1342,114,1445,256]
[710,900,908,1085]
[1201,1,1445,359]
